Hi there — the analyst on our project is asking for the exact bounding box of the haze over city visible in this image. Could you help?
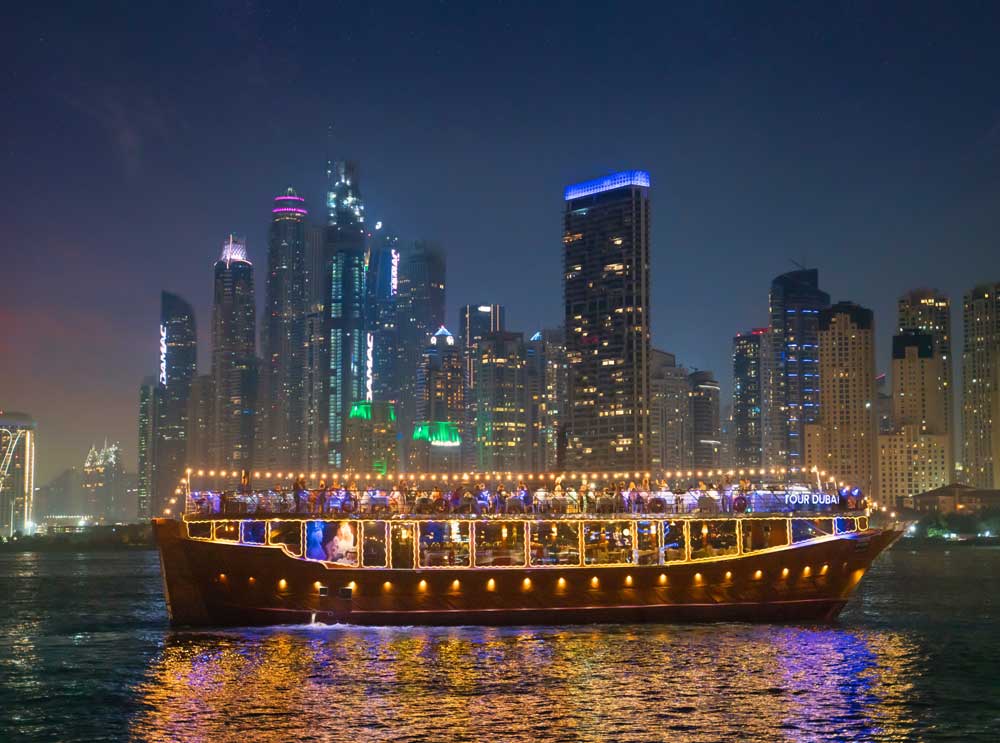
[4,2,1000,483]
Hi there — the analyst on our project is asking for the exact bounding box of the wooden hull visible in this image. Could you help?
[153,518,901,627]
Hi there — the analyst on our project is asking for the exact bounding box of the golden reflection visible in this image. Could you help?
[130,625,920,742]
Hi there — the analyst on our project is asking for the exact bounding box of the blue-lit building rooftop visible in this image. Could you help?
[564,170,651,201]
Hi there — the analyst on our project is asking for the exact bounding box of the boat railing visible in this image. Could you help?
[184,487,858,520]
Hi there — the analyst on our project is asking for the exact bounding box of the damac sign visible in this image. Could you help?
[784,492,840,507]
[390,249,399,296]
[159,324,168,385]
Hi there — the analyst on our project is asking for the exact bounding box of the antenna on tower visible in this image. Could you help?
[790,259,806,271]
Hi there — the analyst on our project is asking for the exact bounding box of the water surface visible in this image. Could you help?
[1,546,998,741]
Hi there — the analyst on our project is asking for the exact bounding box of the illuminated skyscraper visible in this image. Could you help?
[764,269,830,467]
[395,241,446,464]
[688,370,721,470]
[563,170,652,470]
[0,412,35,536]
[898,288,953,474]
[526,329,568,471]
[962,283,1000,488]
[411,327,465,471]
[154,291,196,517]
[344,401,398,475]
[137,377,159,520]
[878,330,949,506]
[82,441,126,523]
[459,303,506,466]
[732,329,767,468]
[212,234,257,467]
[814,302,878,501]
[262,188,309,469]
[475,331,529,470]
[366,226,400,405]
[649,350,690,470]
[323,161,368,469]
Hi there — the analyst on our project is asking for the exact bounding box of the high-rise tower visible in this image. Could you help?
[813,302,878,501]
[732,329,767,468]
[212,235,257,467]
[563,170,652,470]
[410,327,465,471]
[0,412,35,536]
[898,288,953,476]
[765,269,830,468]
[154,291,196,517]
[323,161,368,469]
[962,283,1000,488]
[262,188,309,469]
[688,370,721,470]
[395,241,446,464]
[475,331,529,471]
[137,377,159,521]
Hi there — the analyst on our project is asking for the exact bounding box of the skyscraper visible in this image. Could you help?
[262,188,309,469]
[878,330,950,506]
[813,302,878,501]
[410,327,465,471]
[732,329,767,468]
[563,170,652,470]
[898,288,953,463]
[154,292,196,517]
[649,350,690,471]
[0,412,35,536]
[961,283,1000,489]
[212,235,256,467]
[475,331,529,470]
[765,269,830,468]
[366,226,401,405]
[137,377,159,521]
[82,441,125,523]
[395,241,446,464]
[324,161,368,469]
[526,329,568,471]
[687,370,721,470]
[186,374,215,464]
[459,303,505,466]
[344,401,398,475]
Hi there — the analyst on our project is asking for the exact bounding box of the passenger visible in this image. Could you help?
[495,483,508,513]
[520,483,533,513]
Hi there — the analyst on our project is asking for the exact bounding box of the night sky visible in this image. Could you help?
[4,1,1000,483]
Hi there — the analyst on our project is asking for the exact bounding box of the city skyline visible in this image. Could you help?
[5,3,1000,484]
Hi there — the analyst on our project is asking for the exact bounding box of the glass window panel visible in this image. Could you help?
[833,517,856,535]
[662,521,687,562]
[583,521,634,565]
[474,521,526,567]
[740,519,788,553]
[187,521,212,539]
[691,520,738,559]
[857,517,869,531]
[635,520,659,565]
[529,522,581,566]
[419,521,471,567]
[391,523,415,569]
[304,520,357,565]
[362,521,388,567]
[214,521,239,542]
[268,520,302,556]
[242,520,266,545]
[791,518,834,543]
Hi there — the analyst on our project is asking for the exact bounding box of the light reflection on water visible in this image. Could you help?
[2,549,999,742]
[129,623,923,743]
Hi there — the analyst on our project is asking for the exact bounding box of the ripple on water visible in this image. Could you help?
[1,548,1000,742]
